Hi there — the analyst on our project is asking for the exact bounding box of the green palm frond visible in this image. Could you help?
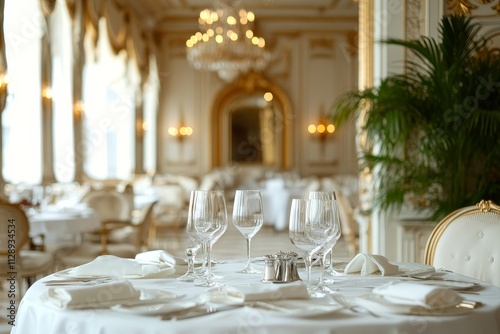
[329,14,500,220]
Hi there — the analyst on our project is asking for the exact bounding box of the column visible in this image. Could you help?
[40,0,57,185]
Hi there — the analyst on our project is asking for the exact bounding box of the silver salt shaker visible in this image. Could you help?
[262,254,277,282]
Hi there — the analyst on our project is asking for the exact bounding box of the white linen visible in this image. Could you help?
[203,282,310,304]
[68,254,175,278]
[344,253,399,276]
[135,249,176,267]
[372,281,463,309]
[12,261,500,334]
[41,280,140,309]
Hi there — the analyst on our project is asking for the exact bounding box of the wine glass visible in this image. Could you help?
[189,190,228,287]
[232,190,264,274]
[313,197,341,294]
[177,191,204,282]
[324,191,344,278]
[289,198,335,298]
[206,218,228,280]
[308,191,342,287]
[308,191,331,200]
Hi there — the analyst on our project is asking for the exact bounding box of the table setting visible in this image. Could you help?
[11,190,500,334]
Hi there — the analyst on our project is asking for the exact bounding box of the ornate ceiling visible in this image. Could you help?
[116,0,359,32]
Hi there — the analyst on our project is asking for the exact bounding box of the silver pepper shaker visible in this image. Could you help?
[262,254,277,282]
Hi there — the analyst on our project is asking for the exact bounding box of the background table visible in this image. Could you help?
[28,206,100,252]
[11,260,500,334]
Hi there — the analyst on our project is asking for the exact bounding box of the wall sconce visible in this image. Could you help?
[42,86,53,100]
[307,118,335,141]
[0,73,10,91]
[73,101,85,117]
[168,124,193,141]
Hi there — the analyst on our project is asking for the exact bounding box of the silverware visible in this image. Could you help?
[458,300,483,309]
[326,294,380,318]
[43,278,113,286]
[160,304,244,320]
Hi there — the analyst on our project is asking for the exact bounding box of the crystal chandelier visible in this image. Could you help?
[186,1,271,82]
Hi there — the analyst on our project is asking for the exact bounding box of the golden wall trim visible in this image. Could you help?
[446,0,500,15]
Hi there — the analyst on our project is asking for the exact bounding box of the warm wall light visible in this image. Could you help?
[308,118,335,141]
[0,73,10,90]
[74,101,85,117]
[42,86,53,100]
[168,125,193,141]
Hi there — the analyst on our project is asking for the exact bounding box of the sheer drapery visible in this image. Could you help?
[1,0,158,184]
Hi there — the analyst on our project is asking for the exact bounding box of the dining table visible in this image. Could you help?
[27,204,101,252]
[10,256,500,334]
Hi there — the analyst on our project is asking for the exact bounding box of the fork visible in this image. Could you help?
[326,294,380,318]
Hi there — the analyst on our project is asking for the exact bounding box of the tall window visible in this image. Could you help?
[52,0,74,182]
[82,18,134,180]
[3,0,42,184]
[2,2,153,184]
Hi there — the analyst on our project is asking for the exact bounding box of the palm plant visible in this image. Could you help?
[330,14,500,220]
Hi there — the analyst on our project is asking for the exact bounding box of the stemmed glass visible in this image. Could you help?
[313,197,341,294]
[189,190,228,287]
[177,191,203,282]
[324,192,344,278]
[289,198,336,298]
[206,218,228,280]
[232,190,264,274]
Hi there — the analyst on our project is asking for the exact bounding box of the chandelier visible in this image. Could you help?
[186,1,271,82]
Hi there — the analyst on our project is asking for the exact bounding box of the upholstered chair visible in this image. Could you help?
[424,200,500,286]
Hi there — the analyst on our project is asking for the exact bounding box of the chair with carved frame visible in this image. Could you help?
[424,200,500,286]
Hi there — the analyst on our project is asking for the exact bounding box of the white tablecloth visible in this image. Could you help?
[28,207,101,251]
[261,187,304,231]
[11,260,500,334]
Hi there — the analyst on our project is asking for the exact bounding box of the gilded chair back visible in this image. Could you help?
[135,201,159,251]
[424,200,500,286]
[0,203,30,260]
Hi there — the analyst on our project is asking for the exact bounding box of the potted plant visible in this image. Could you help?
[330,14,500,220]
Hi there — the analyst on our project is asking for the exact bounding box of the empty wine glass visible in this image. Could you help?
[313,196,341,294]
[176,243,201,282]
[189,190,228,287]
[232,190,264,274]
[324,192,344,278]
[289,198,336,298]
[207,218,228,280]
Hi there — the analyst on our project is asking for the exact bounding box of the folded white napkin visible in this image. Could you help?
[135,249,176,267]
[372,282,463,309]
[68,253,175,278]
[203,282,310,304]
[344,253,399,276]
[41,280,140,309]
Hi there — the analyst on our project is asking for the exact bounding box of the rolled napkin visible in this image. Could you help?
[344,253,399,276]
[202,282,309,305]
[372,281,463,309]
[68,253,175,278]
[41,280,140,309]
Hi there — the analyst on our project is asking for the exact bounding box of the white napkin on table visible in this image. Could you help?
[372,281,463,309]
[41,280,140,309]
[135,249,176,268]
[68,252,175,278]
[344,253,399,276]
[203,282,310,304]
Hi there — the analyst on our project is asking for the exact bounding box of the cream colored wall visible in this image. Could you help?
[154,5,359,179]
